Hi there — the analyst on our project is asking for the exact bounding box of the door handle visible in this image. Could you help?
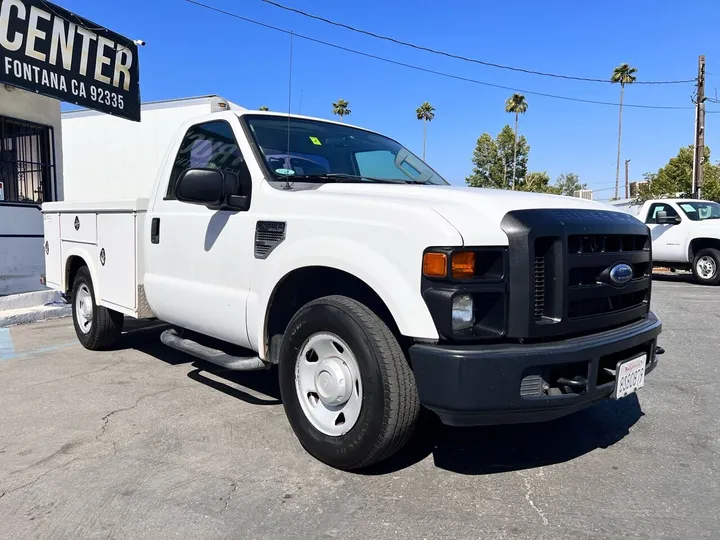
[151,218,160,244]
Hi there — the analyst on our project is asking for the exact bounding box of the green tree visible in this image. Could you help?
[332,99,351,122]
[519,171,561,194]
[497,125,529,186]
[466,133,502,188]
[416,101,435,161]
[259,105,269,111]
[555,172,587,196]
[466,126,529,189]
[505,93,528,190]
[611,64,638,199]
[637,145,720,202]
[702,163,720,202]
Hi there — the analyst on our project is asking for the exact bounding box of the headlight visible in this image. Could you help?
[452,294,475,331]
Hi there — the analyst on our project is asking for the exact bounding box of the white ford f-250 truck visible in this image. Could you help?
[626,199,720,285]
[43,105,663,469]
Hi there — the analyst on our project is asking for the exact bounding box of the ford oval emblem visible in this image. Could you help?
[609,263,633,285]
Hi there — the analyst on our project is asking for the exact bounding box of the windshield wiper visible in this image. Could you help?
[279,173,407,184]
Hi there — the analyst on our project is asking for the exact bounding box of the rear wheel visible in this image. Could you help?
[71,266,124,350]
[278,295,420,470]
[692,248,720,285]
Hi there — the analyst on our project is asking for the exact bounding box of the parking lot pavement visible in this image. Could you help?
[0,278,718,540]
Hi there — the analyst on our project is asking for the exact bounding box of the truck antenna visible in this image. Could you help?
[283,30,294,190]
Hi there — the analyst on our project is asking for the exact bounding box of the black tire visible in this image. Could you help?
[278,295,420,470]
[71,266,124,350]
[692,248,720,285]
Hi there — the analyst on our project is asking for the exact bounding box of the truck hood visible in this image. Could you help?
[315,183,620,245]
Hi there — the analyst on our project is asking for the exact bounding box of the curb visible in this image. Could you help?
[0,303,72,328]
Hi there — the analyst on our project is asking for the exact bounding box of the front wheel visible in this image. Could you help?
[692,248,720,285]
[278,295,420,470]
[71,266,124,350]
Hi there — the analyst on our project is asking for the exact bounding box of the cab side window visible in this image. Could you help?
[166,121,251,199]
[646,203,679,224]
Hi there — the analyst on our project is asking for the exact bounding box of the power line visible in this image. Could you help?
[261,0,696,86]
[186,1,705,112]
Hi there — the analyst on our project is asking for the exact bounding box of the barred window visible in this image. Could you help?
[0,116,56,204]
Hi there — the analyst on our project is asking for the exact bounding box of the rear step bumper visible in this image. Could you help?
[408,313,662,427]
[160,329,271,371]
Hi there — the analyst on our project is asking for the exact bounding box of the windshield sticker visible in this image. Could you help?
[275,168,296,176]
[309,136,323,146]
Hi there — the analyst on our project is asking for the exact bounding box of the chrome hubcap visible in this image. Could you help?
[75,284,93,334]
[697,256,717,280]
[295,333,362,436]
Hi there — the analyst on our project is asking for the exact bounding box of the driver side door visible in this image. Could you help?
[645,202,688,262]
[144,120,255,347]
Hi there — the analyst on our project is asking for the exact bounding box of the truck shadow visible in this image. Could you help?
[363,395,643,475]
[119,319,643,475]
[118,319,281,405]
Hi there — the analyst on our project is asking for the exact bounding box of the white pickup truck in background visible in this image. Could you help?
[42,101,663,469]
[627,199,720,285]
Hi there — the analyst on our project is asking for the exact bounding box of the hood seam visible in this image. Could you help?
[431,208,465,246]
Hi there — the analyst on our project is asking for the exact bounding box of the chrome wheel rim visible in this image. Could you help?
[697,256,717,280]
[75,284,93,334]
[295,332,363,436]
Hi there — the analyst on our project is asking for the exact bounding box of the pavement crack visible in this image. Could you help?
[0,458,79,501]
[95,386,191,445]
[516,471,549,526]
[220,481,238,513]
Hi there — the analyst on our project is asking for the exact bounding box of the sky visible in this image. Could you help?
[60,0,720,198]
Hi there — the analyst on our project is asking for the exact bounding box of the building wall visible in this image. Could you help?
[0,85,64,199]
[0,86,64,295]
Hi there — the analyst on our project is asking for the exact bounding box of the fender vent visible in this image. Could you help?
[255,221,286,259]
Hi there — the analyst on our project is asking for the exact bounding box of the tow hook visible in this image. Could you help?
[556,375,588,391]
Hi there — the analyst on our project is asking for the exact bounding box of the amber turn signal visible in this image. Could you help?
[452,251,476,279]
[423,252,447,278]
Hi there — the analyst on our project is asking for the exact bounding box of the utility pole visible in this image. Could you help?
[625,159,631,199]
[692,55,706,199]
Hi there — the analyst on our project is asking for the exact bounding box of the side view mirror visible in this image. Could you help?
[175,168,249,210]
[656,211,681,225]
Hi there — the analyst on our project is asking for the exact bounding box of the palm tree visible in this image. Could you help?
[505,93,528,190]
[259,105,269,111]
[416,102,435,161]
[611,64,638,199]
[332,99,351,122]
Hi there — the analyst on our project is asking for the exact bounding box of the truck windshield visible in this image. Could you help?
[677,201,720,221]
[242,115,449,185]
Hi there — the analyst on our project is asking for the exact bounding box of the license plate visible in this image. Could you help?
[613,355,647,400]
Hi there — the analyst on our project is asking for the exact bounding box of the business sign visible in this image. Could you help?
[0,0,140,121]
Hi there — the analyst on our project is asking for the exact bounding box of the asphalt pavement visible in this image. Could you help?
[0,276,718,539]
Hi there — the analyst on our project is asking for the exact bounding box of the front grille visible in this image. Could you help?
[502,208,652,340]
[569,261,651,288]
[568,290,648,319]
[568,234,649,254]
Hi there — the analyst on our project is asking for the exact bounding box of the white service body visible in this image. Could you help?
[61,96,243,201]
